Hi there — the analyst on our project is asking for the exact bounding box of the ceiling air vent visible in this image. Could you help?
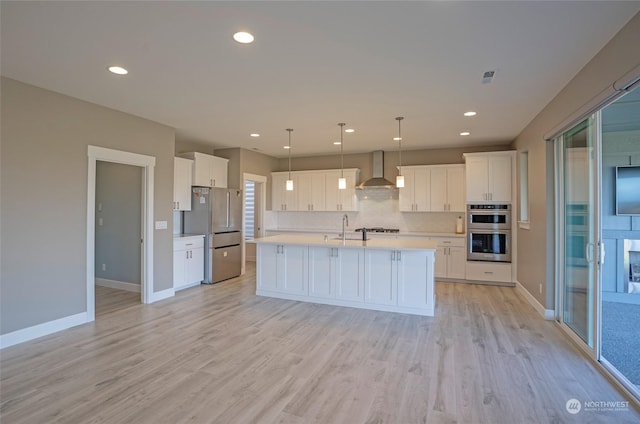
[482,70,496,84]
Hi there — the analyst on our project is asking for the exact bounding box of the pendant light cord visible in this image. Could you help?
[396,117,404,174]
[287,128,293,179]
[338,123,345,178]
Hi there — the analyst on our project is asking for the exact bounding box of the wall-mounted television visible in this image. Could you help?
[616,165,640,215]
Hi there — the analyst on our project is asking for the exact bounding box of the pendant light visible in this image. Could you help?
[396,116,405,188]
[338,122,346,190]
[286,128,294,191]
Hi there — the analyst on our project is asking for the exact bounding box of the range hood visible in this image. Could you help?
[356,150,397,190]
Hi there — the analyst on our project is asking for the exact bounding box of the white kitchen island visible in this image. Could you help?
[254,235,437,316]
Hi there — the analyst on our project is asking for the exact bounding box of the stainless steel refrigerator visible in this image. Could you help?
[183,187,242,284]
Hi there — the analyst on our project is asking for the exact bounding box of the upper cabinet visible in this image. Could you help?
[272,169,359,212]
[463,152,514,203]
[177,152,228,188]
[297,172,326,211]
[173,157,193,211]
[325,169,359,211]
[399,165,464,212]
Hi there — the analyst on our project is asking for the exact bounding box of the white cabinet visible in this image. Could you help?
[272,168,359,212]
[271,173,298,211]
[325,169,359,211]
[429,165,465,212]
[432,237,466,280]
[297,172,325,211]
[463,152,513,203]
[364,248,434,310]
[308,246,364,301]
[400,165,465,212]
[397,250,434,310]
[173,236,204,290]
[399,167,430,211]
[257,243,308,295]
[173,157,193,211]
[364,249,398,305]
[178,152,228,188]
[466,261,512,283]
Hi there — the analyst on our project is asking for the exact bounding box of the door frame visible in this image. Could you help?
[242,172,267,274]
[86,146,155,321]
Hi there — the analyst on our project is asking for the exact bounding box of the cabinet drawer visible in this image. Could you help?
[430,237,465,248]
[465,261,512,283]
[174,236,205,251]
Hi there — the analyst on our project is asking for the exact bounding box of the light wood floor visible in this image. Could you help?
[2,264,639,423]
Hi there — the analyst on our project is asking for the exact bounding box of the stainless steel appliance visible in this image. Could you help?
[467,204,511,262]
[183,187,242,284]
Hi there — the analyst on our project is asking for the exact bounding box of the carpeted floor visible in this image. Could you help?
[601,301,640,387]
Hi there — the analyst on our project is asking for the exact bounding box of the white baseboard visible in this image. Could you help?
[95,278,141,293]
[149,287,174,303]
[515,280,555,320]
[0,312,90,350]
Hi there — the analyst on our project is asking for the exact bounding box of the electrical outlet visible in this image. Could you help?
[539,283,543,294]
[98,218,103,226]
[102,264,106,271]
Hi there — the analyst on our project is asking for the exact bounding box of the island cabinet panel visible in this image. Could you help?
[364,250,397,305]
[334,248,365,301]
[308,246,365,300]
[257,244,308,294]
[397,250,433,310]
[308,246,334,298]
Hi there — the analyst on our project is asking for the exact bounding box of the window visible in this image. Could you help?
[519,151,530,229]
[244,180,255,240]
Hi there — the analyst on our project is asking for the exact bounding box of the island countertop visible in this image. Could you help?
[252,234,438,251]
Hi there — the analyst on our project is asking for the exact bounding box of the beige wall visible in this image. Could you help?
[0,78,175,334]
[512,12,640,309]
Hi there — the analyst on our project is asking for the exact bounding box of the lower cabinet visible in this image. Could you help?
[308,246,365,301]
[465,261,512,283]
[173,236,204,290]
[432,237,466,280]
[364,249,434,310]
[257,244,308,295]
[257,243,435,316]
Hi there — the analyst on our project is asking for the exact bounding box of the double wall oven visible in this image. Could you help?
[467,204,511,262]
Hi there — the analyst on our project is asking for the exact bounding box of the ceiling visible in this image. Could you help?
[2,1,639,158]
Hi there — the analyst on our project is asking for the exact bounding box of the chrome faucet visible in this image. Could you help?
[342,214,349,242]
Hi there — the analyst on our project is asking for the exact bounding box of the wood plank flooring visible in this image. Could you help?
[2,264,639,423]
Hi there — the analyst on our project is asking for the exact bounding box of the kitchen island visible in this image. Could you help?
[253,235,437,316]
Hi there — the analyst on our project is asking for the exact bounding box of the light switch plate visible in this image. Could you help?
[155,220,168,230]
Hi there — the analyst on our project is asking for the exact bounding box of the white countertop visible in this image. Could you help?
[253,234,438,251]
[264,228,465,238]
[173,233,205,239]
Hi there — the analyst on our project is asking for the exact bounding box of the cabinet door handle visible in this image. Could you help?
[391,251,395,261]
[397,251,401,261]
[186,251,189,259]
[484,271,494,274]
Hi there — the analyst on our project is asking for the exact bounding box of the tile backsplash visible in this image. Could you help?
[274,189,464,234]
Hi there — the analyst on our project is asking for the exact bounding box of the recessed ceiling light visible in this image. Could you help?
[333,141,341,145]
[233,31,254,44]
[460,132,470,136]
[463,111,477,117]
[108,66,128,75]
[345,129,355,133]
[283,145,290,149]
[393,137,402,141]
[250,133,260,137]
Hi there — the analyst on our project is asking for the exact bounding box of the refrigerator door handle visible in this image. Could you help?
[226,191,230,228]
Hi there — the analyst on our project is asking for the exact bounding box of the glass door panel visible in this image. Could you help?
[560,118,596,346]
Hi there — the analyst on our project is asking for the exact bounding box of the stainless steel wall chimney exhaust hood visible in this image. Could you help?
[356,150,396,190]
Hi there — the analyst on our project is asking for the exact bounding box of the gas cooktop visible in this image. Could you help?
[355,227,400,233]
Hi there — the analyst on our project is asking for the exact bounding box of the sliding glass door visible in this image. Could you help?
[557,118,598,348]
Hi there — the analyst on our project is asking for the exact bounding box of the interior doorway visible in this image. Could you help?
[86,146,155,322]
[242,173,267,273]
[94,161,143,315]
